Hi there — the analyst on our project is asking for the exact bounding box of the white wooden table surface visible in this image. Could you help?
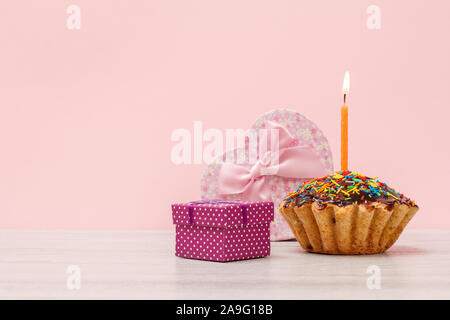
[0,230,448,299]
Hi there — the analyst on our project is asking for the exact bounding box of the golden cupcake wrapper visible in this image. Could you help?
[279,201,418,254]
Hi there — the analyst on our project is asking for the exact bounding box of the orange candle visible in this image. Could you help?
[341,71,350,171]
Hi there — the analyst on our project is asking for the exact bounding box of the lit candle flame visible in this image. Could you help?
[342,71,350,104]
[342,71,350,94]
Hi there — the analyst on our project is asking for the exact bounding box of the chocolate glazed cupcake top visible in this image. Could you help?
[284,170,417,210]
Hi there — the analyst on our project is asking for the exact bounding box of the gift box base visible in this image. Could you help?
[175,225,270,262]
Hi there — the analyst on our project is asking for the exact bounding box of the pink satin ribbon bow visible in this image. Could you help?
[217,121,327,201]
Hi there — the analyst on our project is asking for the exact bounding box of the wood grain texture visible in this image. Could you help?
[0,230,448,299]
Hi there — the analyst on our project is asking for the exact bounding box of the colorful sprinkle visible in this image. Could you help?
[284,170,416,208]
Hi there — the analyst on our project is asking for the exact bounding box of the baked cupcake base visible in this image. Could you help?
[279,201,418,255]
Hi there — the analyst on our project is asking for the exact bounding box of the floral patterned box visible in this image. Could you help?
[172,200,274,262]
[200,109,333,241]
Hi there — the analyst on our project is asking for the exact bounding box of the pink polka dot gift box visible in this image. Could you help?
[200,109,333,241]
[171,200,274,262]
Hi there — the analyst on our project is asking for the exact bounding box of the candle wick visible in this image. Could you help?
[343,93,347,105]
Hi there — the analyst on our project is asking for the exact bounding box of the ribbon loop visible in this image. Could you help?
[217,121,327,202]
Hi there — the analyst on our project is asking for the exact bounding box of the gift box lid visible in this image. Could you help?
[172,200,274,228]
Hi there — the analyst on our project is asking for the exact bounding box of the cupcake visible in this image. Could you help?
[279,171,418,254]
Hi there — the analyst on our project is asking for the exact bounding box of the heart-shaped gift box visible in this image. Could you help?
[200,109,334,240]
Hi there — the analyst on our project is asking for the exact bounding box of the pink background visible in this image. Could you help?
[0,1,449,229]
